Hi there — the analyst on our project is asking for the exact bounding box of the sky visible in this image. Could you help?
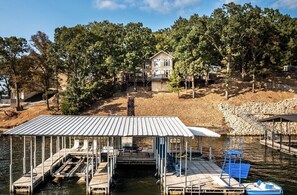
[0,0,296,41]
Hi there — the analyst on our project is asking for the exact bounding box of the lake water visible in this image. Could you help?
[0,135,297,195]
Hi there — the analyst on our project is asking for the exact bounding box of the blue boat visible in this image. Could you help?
[243,180,283,195]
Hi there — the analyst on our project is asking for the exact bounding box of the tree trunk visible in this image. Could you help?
[192,76,195,99]
[252,67,256,93]
[205,72,209,87]
[15,82,22,111]
[225,54,231,100]
[55,72,60,110]
[45,90,50,110]
[133,71,137,92]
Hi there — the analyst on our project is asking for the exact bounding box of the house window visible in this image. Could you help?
[164,70,170,78]
[154,59,160,67]
[164,59,170,66]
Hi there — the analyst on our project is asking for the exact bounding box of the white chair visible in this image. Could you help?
[72,139,80,151]
[80,139,89,151]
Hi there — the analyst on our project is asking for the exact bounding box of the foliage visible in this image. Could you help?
[167,69,183,98]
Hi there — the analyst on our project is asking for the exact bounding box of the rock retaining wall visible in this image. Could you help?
[218,98,297,135]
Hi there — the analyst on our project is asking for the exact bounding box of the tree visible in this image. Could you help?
[0,36,30,110]
[30,31,56,110]
[123,23,156,91]
[167,69,183,98]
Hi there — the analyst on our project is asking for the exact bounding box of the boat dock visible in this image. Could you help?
[165,160,245,194]
[4,115,248,194]
[12,148,71,193]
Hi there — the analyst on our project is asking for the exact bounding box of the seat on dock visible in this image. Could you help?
[72,139,80,151]
[80,139,89,151]
[91,139,97,152]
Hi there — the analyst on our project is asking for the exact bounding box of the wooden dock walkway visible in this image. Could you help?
[88,162,109,194]
[12,148,72,193]
[260,139,297,156]
[165,160,245,194]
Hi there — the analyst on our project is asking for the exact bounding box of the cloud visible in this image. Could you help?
[94,0,201,13]
[272,0,297,9]
[142,0,201,13]
[95,0,126,10]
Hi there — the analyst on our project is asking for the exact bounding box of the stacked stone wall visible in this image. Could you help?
[218,98,297,135]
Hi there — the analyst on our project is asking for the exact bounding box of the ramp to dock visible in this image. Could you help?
[12,148,71,193]
[166,160,245,194]
[88,162,109,194]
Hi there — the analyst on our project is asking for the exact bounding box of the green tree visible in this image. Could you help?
[167,69,182,98]
[30,31,56,110]
[0,36,30,110]
[123,23,156,91]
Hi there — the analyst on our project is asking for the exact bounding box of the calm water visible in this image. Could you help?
[0,135,297,195]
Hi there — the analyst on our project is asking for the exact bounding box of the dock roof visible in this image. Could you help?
[258,114,297,123]
[188,126,221,138]
[3,115,194,137]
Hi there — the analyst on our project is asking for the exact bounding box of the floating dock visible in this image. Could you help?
[88,162,109,194]
[165,160,245,194]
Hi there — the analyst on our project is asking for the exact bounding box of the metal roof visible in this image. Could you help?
[258,114,297,123]
[3,115,194,137]
[188,127,221,138]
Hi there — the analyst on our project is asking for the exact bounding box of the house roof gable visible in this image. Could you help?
[149,50,175,60]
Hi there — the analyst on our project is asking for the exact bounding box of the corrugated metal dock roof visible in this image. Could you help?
[4,115,193,137]
[188,126,221,138]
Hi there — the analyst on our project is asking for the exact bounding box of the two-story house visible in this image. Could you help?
[147,50,174,92]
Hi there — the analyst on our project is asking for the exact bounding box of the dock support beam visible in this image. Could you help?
[50,136,53,174]
[42,136,45,182]
[30,136,33,194]
[185,138,188,189]
[179,137,182,177]
[86,137,89,194]
[34,136,37,168]
[23,136,26,174]
[9,136,13,193]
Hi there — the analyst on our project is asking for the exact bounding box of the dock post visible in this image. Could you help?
[63,136,66,161]
[86,137,89,194]
[34,136,36,168]
[30,136,33,194]
[57,136,60,158]
[190,138,192,161]
[92,138,94,177]
[199,137,203,155]
[107,152,110,194]
[272,120,275,148]
[23,136,26,174]
[69,136,71,148]
[280,118,283,151]
[50,136,53,174]
[42,136,45,182]
[9,136,13,193]
[164,137,167,195]
[179,137,182,177]
[175,138,177,164]
[185,138,188,189]
[209,138,212,161]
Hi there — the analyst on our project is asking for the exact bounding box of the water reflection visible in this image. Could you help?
[0,135,297,194]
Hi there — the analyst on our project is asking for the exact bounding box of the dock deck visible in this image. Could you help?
[260,139,297,156]
[12,148,71,193]
[88,162,109,194]
[165,160,245,194]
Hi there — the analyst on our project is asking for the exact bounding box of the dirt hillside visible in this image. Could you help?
[1,83,295,132]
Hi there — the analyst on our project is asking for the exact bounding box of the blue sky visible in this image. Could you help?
[0,0,296,41]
